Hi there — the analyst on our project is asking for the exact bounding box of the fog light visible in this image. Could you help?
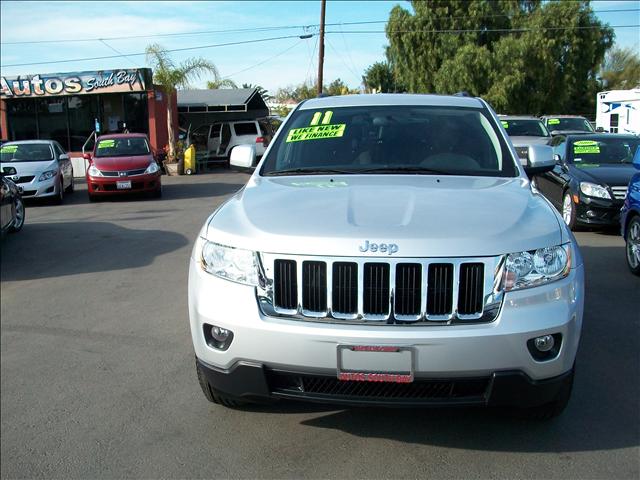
[534,334,555,352]
[586,210,596,218]
[203,323,234,351]
[211,326,230,342]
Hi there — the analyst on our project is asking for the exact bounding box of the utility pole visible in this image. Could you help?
[317,0,326,96]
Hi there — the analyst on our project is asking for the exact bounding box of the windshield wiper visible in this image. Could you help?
[266,167,356,176]
[353,166,452,175]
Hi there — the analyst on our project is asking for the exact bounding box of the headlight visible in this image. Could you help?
[145,162,160,174]
[200,240,259,286]
[503,244,571,291]
[87,164,103,177]
[38,170,57,181]
[580,182,611,199]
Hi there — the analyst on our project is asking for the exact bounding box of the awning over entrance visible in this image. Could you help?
[177,88,269,129]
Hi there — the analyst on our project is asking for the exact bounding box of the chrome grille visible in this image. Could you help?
[611,186,628,200]
[101,168,147,177]
[262,254,504,325]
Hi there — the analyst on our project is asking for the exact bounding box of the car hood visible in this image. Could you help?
[569,164,637,187]
[92,155,153,171]
[0,160,56,176]
[508,136,550,146]
[206,175,564,257]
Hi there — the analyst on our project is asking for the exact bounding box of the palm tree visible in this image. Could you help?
[145,43,219,161]
[207,79,238,89]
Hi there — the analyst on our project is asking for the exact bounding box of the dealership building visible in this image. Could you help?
[0,68,177,169]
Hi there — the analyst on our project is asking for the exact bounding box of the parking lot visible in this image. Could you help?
[1,171,639,479]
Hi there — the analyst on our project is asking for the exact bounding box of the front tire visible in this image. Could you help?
[195,358,245,408]
[65,176,74,193]
[53,179,64,205]
[625,216,640,276]
[562,191,577,230]
[9,197,25,233]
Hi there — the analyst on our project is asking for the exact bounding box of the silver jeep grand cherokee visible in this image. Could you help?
[189,94,585,419]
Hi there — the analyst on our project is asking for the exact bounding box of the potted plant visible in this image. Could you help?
[162,141,185,176]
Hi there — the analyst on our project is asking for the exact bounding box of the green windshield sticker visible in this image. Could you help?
[573,140,600,154]
[97,139,115,149]
[576,163,600,168]
[0,145,18,153]
[501,120,509,128]
[286,124,346,142]
[548,119,560,125]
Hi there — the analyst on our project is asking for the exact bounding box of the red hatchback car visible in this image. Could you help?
[85,133,162,201]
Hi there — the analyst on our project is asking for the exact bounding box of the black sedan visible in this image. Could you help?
[534,134,640,229]
[1,166,25,235]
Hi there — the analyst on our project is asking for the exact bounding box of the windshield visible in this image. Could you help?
[261,106,518,177]
[547,117,593,132]
[569,138,640,165]
[501,119,550,137]
[0,143,54,162]
[95,137,150,157]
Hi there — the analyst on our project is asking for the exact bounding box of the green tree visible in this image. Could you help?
[362,61,397,93]
[242,83,273,102]
[600,47,640,90]
[145,43,218,161]
[206,79,238,89]
[385,0,613,114]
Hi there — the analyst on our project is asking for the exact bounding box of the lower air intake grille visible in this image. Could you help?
[427,264,454,316]
[274,260,297,310]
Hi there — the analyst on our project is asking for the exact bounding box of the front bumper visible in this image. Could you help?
[189,254,585,406]
[15,176,58,198]
[86,172,161,195]
[576,194,624,226]
[196,357,574,407]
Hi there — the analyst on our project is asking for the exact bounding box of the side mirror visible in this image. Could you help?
[524,145,555,177]
[633,148,640,170]
[82,153,92,161]
[2,166,17,176]
[59,154,69,161]
[595,127,605,133]
[230,144,256,168]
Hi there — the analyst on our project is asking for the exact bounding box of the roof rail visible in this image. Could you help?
[454,91,472,97]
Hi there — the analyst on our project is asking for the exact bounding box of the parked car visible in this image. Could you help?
[540,115,595,136]
[189,119,275,169]
[535,134,640,229]
[0,166,25,235]
[0,140,74,204]
[621,147,640,275]
[499,116,552,165]
[190,94,585,419]
[84,133,162,201]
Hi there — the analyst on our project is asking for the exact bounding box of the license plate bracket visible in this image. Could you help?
[116,180,132,190]
[337,345,415,383]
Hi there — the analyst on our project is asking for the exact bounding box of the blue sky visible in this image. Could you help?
[1,0,638,94]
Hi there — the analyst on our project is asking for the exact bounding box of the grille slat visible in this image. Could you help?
[427,263,454,316]
[395,264,422,316]
[302,261,327,312]
[274,260,297,310]
[332,262,358,314]
[363,263,390,316]
[458,263,484,315]
[611,186,628,200]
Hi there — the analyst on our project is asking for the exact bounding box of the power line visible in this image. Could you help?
[99,39,137,67]
[0,34,313,68]
[222,40,302,79]
[331,24,640,35]
[2,8,637,45]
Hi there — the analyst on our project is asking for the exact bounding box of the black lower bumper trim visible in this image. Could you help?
[196,358,573,407]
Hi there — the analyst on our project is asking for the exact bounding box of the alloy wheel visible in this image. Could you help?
[13,199,24,229]
[627,219,640,269]
[562,194,573,225]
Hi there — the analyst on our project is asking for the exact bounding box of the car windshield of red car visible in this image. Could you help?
[95,137,150,157]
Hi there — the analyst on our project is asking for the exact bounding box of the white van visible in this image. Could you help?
[189,119,274,168]
[596,89,640,135]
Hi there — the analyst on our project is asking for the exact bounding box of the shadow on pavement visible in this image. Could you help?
[1,221,189,281]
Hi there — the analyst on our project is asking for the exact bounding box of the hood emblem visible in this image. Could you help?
[10,175,20,181]
[119,171,127,177]
[359,240,399,255]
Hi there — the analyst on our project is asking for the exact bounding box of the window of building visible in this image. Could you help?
[36,98,69,149]
[67,95,99,151]
[123,93,148,134]
[6,98,38,140]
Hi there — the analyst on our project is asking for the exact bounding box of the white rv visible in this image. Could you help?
[596,88,640,135]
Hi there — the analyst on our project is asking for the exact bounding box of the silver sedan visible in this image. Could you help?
[0,140,74,204]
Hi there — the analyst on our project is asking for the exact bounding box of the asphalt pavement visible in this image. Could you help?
[1,172,639,479]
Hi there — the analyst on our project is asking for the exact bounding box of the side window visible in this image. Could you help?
[55,143,66,157]
[210,124,221,139]
[554,139,566,160]
[232,122,258,136]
